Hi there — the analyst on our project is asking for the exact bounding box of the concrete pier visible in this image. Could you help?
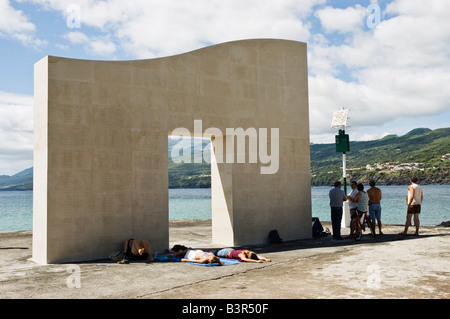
[1,220,449,299]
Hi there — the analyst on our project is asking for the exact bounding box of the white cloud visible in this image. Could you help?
[315,5,366,34]
[89,36,116,56]
[0,0,46,48]
[26,0,325,57]
[4,0,449,151]
[0,91,34,175]
[308,0,450,142]
[65,31,116,56]
[0,0,35,34]
[64,30,88,44]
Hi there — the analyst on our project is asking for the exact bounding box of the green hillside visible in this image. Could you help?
[0,167,34,191]
[311,127,450,186]
[168,137,211,188]
[170,127,450,187]
[1,127,448,190]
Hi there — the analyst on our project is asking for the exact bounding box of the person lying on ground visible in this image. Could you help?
[181,249,223,265]
[214,248,271,263]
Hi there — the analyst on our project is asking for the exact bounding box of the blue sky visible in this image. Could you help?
[0,0,449,175]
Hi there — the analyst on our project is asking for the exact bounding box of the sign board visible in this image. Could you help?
[331,109,349,128]
[335,130,350,153]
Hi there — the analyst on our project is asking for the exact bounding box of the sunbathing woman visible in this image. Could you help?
[215,248,271,263]
[181,248,223,265]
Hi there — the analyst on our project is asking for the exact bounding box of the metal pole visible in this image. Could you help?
[342,151,347,194]
[341,128,347,194]
[341,150,350,228]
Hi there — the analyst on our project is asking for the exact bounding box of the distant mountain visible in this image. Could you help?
[311,127,450,186]
[0,167,33,191]
[168,137,211,188]
[2,128,448,191]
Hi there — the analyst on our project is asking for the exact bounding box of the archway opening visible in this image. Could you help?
[168,135,213,250]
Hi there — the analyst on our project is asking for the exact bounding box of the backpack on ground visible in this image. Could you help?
[312,217,329,237]
[268,229,282,243]
[109,250,123,262]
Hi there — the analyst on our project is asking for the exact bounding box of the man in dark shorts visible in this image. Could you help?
[367,179,383,235]
[400,176,423,236]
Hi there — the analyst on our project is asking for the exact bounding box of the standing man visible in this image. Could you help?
[367,179,383,235]
[329,181,347,240]
[400,176,423,236]
[347,181,359,236]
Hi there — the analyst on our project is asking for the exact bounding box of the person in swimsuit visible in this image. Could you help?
[181,249,223,265]
[367,179,383,235]
[214,248,271,263]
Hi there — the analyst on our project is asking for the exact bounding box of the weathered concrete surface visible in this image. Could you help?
[1,220,449,299]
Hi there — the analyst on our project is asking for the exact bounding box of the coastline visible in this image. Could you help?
[1,219,449,299]
[2,182,449,192]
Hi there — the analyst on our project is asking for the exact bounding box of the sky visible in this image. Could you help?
[0,0,449,175]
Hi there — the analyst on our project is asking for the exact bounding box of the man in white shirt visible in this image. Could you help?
[347,181,359,216]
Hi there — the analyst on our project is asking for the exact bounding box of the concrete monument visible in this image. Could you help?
[33,39,311,264]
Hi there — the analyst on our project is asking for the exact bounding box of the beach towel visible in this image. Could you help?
[153,255,179,262]
[183,257,241,267]
[153,255,241,266]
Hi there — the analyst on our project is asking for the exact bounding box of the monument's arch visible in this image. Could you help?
[32,39,311,264]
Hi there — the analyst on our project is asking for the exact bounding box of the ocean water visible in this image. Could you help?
[0,191,33,232]
[1,186,449,232]
[169,188,212,220]
[0,189,213,232]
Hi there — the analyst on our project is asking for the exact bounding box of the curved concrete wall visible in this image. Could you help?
[33,39,311,264]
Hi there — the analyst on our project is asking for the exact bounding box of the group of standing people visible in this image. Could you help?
[329,176,423,240]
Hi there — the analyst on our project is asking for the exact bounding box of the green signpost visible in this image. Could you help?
[331,109,350,194]
[335,129,350,153]
[335,129,350,193]
[331,108,351,228]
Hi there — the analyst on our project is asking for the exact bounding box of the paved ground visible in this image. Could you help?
[0,220,449,299]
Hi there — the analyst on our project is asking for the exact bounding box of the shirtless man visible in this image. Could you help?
[367,180,383,235]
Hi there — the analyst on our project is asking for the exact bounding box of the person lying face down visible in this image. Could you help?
[214,248,271,263]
